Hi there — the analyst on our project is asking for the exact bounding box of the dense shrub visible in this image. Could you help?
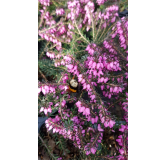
[38,0,128,159]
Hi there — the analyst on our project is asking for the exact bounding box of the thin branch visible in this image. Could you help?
[39,41,51,59]
[38,8,47,29]
[38,133,57,160]
[39,68,48,82]
[74,19,90,44]
[90,13,95,40]
[94,18,103,42]
[106,98,123,110]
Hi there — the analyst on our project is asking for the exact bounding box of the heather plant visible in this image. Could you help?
[38,0,128,159]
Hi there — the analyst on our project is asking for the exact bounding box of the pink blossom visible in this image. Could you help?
[83,83,87,89]
[97,63,100,69]
[104,77,108,83]
[101,85,104,90]
[95,116,98,123]
[66,64,73,70]
[86,150,91,155]
[98,124,104,132]
[40,107,44,112]
[119,148,124,155]
[91,118,95,124]
[61,100,66,107]
[90,95,95,100]
[76,101,82,108]
[110,87,113,92]
[113,87,118,92]
[44,108,48,115]
[81,79,85,84]
[91,148,96,154]
[64,86,68,91]
[78,106,85,113]
[109,120,115,128]
[86,84,90,90]
[56,8,65,15]
[119,125,126,132]
[48,125,53,131]
[104,121,109,127]
[84,108,90,116]
[47,107,52,113]
[38,88,41,94]
[92,62,96,68]
[82,130,85,133]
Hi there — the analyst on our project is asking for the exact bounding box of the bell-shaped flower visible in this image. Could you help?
[98,124,104,132]
[91,148,96,154]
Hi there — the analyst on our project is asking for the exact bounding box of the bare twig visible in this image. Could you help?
[39,68,48,82]
[38,133,57,160]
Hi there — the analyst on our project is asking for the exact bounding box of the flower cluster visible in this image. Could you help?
[40,102,53,115]
[46,52,55,59]
[56,8,65,16]
[96,0,107,5]
[38,0,50,6]
[38,0,128,158]
[38,85,56,95]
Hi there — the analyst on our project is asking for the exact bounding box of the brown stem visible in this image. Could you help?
[38,133,57,159]
[107,98,123,110]
[39,68,48,82]
[38,8,47,29]
[103,83,121,87]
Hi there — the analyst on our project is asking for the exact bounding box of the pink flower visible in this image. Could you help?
[56,8,65,15]
[104,77,108,83]
[98,124,104,132]
[100,77,104,83]
[83,83,87,89]
[83,108,90,116]
[108,94,112,99]
[113,86,118,92]
[101,85,104,90]
[66,64,73,70]
[97,63,100,69]
[95,116,98,123]
[46,123,49,128]
[64,86,68,91]
[91,148,96,154]
[104,121,109,127]
[81,79,85,84]
[90,95,95,100]
[110,87,113,92]
[38,88,41,94]
[109,120,115,128]
[91,118,95,124]
[78,106,85,113]
[92,62,96,68]
[40,107,44,112]
[48,125,53,131]
[119,125,126,132]
[47,107,52,113]
[86,84,90,90]
[111,17,116,23]
[98,70,103,76]
[76,101,82,108]
[116,139,121,143]
[119,148,124,155]
[93,70,98,77]
[61,100,66,107]
[86,150,91,155]
[85,108,90,115]
[44,108,48,115]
